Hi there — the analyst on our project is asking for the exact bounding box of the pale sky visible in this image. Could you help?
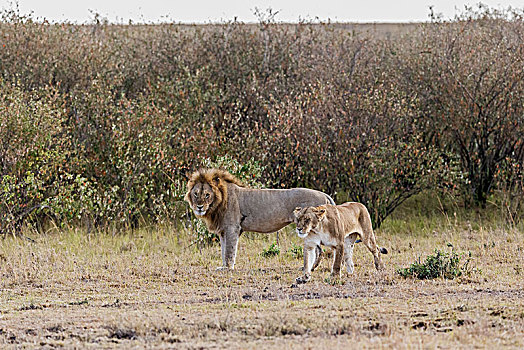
[0,0,521,23]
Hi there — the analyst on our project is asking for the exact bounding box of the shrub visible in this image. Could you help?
[287,243,303,259]
[262,242,280,258]
[396,5,524,205]
[397,247,472,280]
[1,5,522,233]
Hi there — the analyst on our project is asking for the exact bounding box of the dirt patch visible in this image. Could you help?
[0,228,522,348]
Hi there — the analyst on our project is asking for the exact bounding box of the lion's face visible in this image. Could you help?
[293,207,326,238]
[187,181,217,216]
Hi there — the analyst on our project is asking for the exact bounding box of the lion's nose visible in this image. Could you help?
[196,204,203,210]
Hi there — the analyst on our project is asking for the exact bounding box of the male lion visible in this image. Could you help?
[293,202,388,283]
[185,168,334,270]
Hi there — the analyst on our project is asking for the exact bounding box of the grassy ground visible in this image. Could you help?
[0,209,523,349]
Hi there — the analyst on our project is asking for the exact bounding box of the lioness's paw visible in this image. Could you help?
[295,275,311,284]
[216,266,234,271]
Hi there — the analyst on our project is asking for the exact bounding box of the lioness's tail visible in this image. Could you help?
[379,247,388,254]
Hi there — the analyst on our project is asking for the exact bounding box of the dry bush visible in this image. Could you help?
[1,5,523,232]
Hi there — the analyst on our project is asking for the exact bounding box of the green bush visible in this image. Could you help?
[287,243,303,259]
[397,247,472,280]
[262,242,280,258]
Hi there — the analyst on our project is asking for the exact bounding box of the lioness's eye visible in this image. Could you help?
[205,193,210,198]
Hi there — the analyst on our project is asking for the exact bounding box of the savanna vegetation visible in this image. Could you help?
[0,207,522,348]
[1,5,523,236]
[0,4,523,348]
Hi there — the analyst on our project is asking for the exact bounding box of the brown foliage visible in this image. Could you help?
[1,5,523,232]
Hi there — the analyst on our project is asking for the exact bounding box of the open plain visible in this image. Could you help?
[1,209,523,349]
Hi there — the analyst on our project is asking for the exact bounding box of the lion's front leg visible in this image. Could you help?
[296,245,316,283]
[216,233,228,271]
[218,227,240,270]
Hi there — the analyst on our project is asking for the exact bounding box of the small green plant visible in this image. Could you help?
[324,276,345,286]
[287,243,303,259]
[397,246,472,280]
[191,218,218,248]
[262,242,280,258]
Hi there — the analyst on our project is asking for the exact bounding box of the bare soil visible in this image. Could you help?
[0,223,523,349]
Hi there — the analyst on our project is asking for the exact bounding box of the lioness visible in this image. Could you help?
[185,168,335,270]
[293,202,388,283]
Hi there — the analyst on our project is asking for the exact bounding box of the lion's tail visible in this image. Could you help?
[325,194,336,205]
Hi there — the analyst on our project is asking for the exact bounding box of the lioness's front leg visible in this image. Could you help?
[311,245,323,272]
[296,244,316,283]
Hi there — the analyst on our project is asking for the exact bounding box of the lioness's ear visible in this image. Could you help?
[293,207,302,216]
[314,208,327,219]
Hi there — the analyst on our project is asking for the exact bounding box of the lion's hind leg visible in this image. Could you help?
[330,245,344,279]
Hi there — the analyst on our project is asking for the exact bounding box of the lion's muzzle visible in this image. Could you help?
[194,204,206,216]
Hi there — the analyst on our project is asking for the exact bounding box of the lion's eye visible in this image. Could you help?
[205,193,210,199]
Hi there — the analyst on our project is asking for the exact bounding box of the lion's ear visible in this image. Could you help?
[183,190,191,203]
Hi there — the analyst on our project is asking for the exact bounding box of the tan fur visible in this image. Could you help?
[185,168,335,269]
[293,202,387,283]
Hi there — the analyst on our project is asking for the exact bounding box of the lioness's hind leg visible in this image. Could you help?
[344,233,360,274]
[362,233,384,271]
[359,208,385,271]
[331,245,344,279]
[311,245,323,272]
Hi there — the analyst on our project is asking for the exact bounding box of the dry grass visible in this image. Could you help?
[0,216,523,349]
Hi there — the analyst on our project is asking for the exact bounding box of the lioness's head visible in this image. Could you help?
[293,206,327,238]
[185,169,226,217]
